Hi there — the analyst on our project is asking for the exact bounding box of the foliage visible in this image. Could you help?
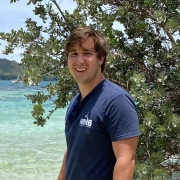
[0,0,180,179]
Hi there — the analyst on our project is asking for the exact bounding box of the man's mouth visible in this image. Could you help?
[75,68,87,72]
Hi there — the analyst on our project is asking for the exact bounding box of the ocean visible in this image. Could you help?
[0,80,66,180]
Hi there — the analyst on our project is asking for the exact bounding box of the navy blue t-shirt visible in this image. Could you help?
[65,79,140,180]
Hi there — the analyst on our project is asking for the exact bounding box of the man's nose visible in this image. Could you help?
[76,55,85,63]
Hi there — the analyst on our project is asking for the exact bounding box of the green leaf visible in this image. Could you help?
[165,18,179,32]
[154,10,166,23]
[32,104,44,116]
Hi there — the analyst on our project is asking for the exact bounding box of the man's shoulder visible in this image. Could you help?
[70,93,79,102]
[103,79,129,96]
[67,93,80,112]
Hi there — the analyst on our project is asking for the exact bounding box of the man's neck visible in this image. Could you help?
[78,75,105,101]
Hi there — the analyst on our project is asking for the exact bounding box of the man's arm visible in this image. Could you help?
[57,150,67,180]
[112,136,138,180]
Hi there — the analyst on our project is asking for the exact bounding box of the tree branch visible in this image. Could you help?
[164,30,176,45]
[50,0,70,31]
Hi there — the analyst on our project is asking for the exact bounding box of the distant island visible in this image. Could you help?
[0,58,56,81]
[0,58,23,80]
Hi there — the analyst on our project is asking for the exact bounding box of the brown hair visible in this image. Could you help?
[65,26,109,72]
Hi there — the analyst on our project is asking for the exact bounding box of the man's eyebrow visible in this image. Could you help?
[69,48,95,53]
[82,48,94,52]
[69,49,77,53]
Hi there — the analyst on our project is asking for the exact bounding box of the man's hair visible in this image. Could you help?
[65,26,109,72]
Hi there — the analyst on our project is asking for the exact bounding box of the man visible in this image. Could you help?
[57,26,140,180]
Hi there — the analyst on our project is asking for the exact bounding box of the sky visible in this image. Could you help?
[0,0,77,63]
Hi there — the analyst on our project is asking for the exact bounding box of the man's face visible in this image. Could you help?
[67,38,104,86]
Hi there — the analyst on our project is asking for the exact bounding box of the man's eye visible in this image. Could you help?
[84,52,91,55]
[70,53,77,56]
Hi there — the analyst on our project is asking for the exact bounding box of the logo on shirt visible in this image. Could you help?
[79,113,92,128]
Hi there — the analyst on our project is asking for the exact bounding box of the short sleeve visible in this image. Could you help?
[104,94,140,142]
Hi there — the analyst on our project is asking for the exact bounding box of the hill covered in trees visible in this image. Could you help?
[0,58,55,81]
[0,58,23,80]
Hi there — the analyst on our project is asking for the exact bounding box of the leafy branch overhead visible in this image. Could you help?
[1,0,180,179]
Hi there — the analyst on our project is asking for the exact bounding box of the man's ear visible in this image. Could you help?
[99,56,105,65]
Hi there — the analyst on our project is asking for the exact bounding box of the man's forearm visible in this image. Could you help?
[113,157,135,180]
[57,151,67,180]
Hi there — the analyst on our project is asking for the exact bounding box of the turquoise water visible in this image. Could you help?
[0,80,66,180]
